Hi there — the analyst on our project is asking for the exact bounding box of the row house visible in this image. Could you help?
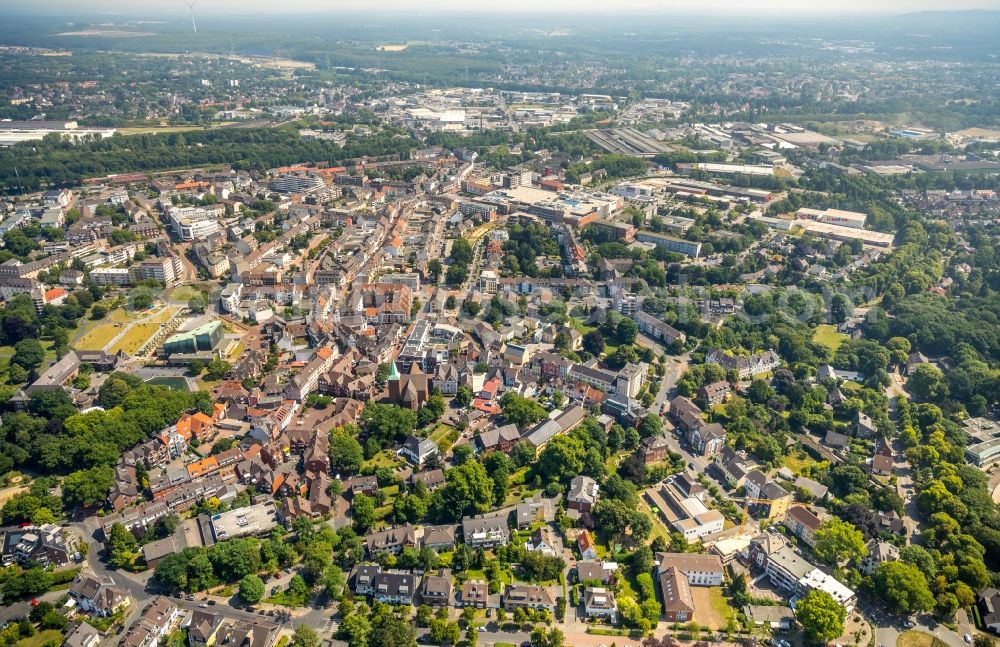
[697,380,731,407]
[108,464,142,511]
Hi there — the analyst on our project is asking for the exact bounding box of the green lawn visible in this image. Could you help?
[168,284,210,302]
[570,319,620,354]
[110,322,161,355]
[428,423,458,453]
[465,566,513,586]
[708,586,735,625]
[74,323,122,351]
[841,380,863,393]
[503,467,542,506]
[897,631,942,647]
[17,629,64,647]
[813,324,849,352]
[783,450,821,475]
[362,450,404,471]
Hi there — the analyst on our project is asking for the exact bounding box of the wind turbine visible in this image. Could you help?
[185,0,198,33]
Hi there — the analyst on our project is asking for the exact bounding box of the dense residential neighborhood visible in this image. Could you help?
[0,8,999,647]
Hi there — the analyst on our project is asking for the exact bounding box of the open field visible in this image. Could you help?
[571,319,621,355]
[75,324,122,351]
[377,44,409,52]
[692,586,734,630]
[108,308,133,324]
[813,324,849,351]
[503,467,542,506]
[110,323,160,355]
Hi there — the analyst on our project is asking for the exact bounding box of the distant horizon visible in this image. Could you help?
[2,1,1000,17]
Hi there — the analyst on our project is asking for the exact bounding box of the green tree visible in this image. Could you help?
[445,264,468,285]
[500,393,547,428]
[453,386,473,408]
[329,429,364,475]
[427,259,443,283]
[537,435,585,483]
[340,614,372,647]
[814,518,868,566]
[796,589,846,644]
[638,414,662,439]
[352,494,376,533]
[239,574,265,604]
[463,300,481,317]
[831,293,852,324]
[107,522,139,568]
[432,460,494,520]
[450,238,474,266]
[582,330,605,356]
[12,339,45,370]
[616,318,638,345]
[203,358,231,381]
[872,561,934,615]
[429,618,460,645]
[291,625,319,647]
[907,363,948,402]
[62,466,114,509]
[362,403,417,449]
[188,295,207,314]
[369,604,417,647]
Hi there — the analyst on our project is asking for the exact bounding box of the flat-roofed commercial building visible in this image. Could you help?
[795,219,894,248]
[635,230,702,257]
[796,207,867,229]
[645,473,724,543]
[967,438,1000,467]
[210,502,280,541]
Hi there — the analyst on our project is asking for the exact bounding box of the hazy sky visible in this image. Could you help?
[6,0,1000,13]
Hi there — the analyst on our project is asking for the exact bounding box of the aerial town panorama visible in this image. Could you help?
[0,5,998,647]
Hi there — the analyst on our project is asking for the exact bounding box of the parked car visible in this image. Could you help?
[964,635,971,644]
[903,621,916,629]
